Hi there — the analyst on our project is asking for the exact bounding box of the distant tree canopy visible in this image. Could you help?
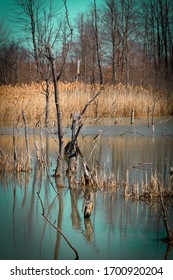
[0,0,173,92]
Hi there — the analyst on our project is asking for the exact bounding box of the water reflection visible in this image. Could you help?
[0,129,173,260]
[80,135,173,188]
[54,194,64,260]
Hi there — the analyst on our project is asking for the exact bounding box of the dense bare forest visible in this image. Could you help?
[0,0,173,93]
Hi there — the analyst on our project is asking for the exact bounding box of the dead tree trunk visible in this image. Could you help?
[76,59,80,82]
[65,91,100,176]
[22,111,30,154]
[46,45,64,177]
[68,112,82,172]
[64,113,82,188]
[12,126,17,172]
[83,191,94,218]
[22,110,31,170]
[94,0,103,85]
[80,153,97,218]
[45,78,50,128]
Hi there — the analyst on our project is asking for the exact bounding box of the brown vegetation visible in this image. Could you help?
[0,153,31,173]
[0,83,172,125]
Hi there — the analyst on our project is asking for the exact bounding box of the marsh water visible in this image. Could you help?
[0,117,173,260]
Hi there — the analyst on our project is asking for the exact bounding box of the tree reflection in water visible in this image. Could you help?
[0,129,173,260]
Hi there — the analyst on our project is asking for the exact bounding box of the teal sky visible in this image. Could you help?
[0,0,102,39]
[0,0,100,22]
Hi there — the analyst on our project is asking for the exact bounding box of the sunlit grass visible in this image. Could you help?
[0,82,172,126]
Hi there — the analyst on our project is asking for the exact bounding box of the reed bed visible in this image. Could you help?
[0,82,172,125]
[95,170,173,207]
[0,152,31,173]
[1,138,172,206]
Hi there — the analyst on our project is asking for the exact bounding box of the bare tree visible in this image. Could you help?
[140,0,173,90]
[103,0,119,84]
[75,12,97,84]
[93,0,103,85]
[0,21,9,46]
[46,45,64,177]
[1,0,172,91]
[12,0,40,71]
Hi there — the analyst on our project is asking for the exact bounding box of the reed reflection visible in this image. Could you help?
[0,130,173,260]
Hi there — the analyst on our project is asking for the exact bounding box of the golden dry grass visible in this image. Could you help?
[0,82,172,126]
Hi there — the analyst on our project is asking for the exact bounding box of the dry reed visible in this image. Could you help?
[86,165,173,204]
[0,152,31,173]
[0,82,172,126]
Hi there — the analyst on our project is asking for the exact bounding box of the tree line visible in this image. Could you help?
[0,0,173,92]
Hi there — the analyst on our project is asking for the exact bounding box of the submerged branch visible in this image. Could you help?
[37,191,79,259]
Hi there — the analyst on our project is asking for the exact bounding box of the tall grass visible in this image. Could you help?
[0,82,172,125]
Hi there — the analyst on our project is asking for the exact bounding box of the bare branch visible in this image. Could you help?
[80,91,101,116]
[37,191,79,259]
[63,0,73,35]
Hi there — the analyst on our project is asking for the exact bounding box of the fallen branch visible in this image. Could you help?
[37,191,79,259]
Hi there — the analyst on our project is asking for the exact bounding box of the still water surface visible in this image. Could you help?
[0,119,173,260]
